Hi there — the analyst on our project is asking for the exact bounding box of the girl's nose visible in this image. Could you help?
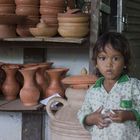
[106,58,112,67]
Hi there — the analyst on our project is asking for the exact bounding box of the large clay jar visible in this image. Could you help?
[46,88,91,140]
[45,68,69,98]
[19,67,40,106]
[1,64,20,101]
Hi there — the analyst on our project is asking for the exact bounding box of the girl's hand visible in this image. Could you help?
[85,106,110,129]
[109,110,136,123]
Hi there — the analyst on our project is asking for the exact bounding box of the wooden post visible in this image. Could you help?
[22,111,45,140]
[89,0,100,74]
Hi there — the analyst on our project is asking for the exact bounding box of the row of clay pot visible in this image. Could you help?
[0,62,69,106]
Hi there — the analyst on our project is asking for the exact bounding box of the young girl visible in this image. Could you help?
[77,32,140,140]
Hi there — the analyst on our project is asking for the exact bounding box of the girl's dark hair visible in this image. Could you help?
[92,32,131,76]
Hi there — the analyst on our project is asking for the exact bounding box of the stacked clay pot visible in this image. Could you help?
[15,0,40,37]
[40,0,66,30]
[29,19,58,37]
[58,8,90,38]
[0,0,17,38]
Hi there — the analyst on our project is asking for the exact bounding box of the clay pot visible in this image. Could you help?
[40,6,64,15]
[46,88,91,140]
[41,15,58,25]
[0,4,15,14]
[59,22,89,27]
[62,74,98,89]
[0,0,15,4]
[29,26,58,37]
[45,68,69,98]
[58,15,89,23]
[58,26,89,38]
[23,62,53,99]
[0,25,17,38]
[16,5,39,16]
[15,0,39,5]
[1,64,20,101]
[16,24,35,37]
[19,67,40,106]
[40,0,65,7]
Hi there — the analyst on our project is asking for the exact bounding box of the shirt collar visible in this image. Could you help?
[93,74,129,88]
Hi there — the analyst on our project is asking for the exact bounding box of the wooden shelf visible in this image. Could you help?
[0,98,44,112]
[0,37,89,48]
[4,37,88,44]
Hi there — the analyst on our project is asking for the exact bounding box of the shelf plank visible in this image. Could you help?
[3,37,88,44]
[0,99,44,112]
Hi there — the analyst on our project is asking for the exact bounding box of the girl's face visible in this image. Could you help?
[96,44,125,81]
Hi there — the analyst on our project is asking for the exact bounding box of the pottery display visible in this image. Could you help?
[1,64,20,101]
[19,67,40,106]
[46,88,91,140]
[45,68,69,98]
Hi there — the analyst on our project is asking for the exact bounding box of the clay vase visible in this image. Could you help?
[46,88,91,140]
[19,67,40,106]
[45,68,69,98]
[35,63,53,99]
[1,64,20,101]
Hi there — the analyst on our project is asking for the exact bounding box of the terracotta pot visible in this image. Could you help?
[15,0,39,5]
[0,25,17,38]
[40,0,65,7]
[58,15,89,23]
[0,4,15,14]
[19,67,40,106]
[29,26,58,37]
[45,68,69,98]
[0,0,15,4]
[59,22,89,27]
[62,74,98,89]
[16,24,35,37]
[58,26,89,38]
[16,5,39,16]
[1,64,20,101]
[41,16,58,24]
[46,88,91,140]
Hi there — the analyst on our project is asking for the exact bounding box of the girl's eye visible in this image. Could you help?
[112,56,122,61]
[98,56,106,61]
